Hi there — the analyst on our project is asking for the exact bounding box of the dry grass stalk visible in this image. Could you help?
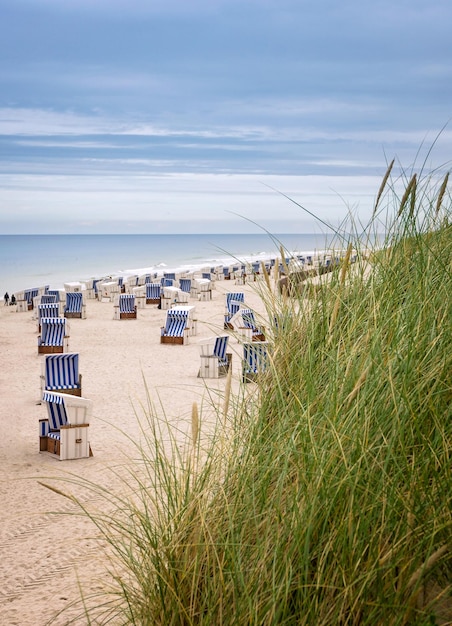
[344,365,370,407]
[373,158,395,215]
[38,481,77,503]
[280,246,289,275]
[223,366,232,425]
[191,402,199,449]
[339,243,353,287]
[406,544,448,592]
[274,258,280,281]
[436,172,449,215]
[261,261,272,292]
[397,174,417,218]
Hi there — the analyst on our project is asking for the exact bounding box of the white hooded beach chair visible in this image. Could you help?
[38,318,69,354]
[41,353,82,396]
[39,391,93,460]
[198,335,232,378]
[242,341,269,383]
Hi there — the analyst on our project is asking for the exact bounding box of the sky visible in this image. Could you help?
[0,0,451,234]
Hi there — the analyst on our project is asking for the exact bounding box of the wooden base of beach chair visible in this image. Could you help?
[43,426,92,460]
[198,353,232,378]
[28,303,33,311]
[160,335,185,345]
[65,312,82,319]
[198,290,212,301]
[120,312,137,319]
[38,345,64,355]
[243,372,259,383]
[224,322,234,330]
[46,437,60,456]
[253,333,266,342]
[47,388,82,397]
[146,298,161,305]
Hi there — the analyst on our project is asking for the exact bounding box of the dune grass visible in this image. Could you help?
[50,166,451,625]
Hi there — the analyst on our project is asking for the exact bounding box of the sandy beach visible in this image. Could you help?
[0,278,268,625]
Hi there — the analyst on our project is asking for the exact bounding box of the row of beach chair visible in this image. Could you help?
[34,288,268,461]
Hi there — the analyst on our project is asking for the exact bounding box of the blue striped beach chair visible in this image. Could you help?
[116,294,137,319]
[64,292,85,318]
[24,288,39,310]
[198,335,231,378]
[179,278,192,294]
[161,310,189,344]
[146,283,161,304]
[37,303,60,332]
[242,341,269,383]
[38,318,68,354]
[40,391,92,459]
[42,353,82,396]
[239,308,266,341]
[41,294,57,304]
[225,292,245,328]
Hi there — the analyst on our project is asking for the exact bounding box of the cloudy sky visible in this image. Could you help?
[1,0,451,234]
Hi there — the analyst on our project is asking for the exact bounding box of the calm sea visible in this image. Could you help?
[0,233,352,295]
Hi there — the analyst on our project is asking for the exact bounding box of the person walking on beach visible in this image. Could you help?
[4,292,9,305]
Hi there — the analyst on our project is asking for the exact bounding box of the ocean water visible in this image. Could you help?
[0,233,352,295]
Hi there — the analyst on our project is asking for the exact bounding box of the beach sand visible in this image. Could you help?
[0,278,268,625]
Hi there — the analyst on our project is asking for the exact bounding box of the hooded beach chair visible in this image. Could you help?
[160,309,190,344]
[146,283,161,304]
[64,292,86,318]
[24,288,39,310]
[179,278,192,294]
[114,294,137,319]
[39,391,93,460]
[233,308,266,342]
[41,353,82,396]
[41,294,57,304]
[38,318,69,354]
[242,341,269,383]
[37,303,60,332]
[224,292,245,328]
[198,335,232,378]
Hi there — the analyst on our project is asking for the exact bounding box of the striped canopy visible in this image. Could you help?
[38,303,60,321]
[119,294,135,313]
[44,353,79,391]
[243,342,269,375]
[42,392,67,430]
[213,336,229,366]
[65,292,83,313]
[40,318,66,346]
[163,310,188,337]
[146,283,161,299]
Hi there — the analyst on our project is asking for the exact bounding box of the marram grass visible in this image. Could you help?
[48,167,451,625]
